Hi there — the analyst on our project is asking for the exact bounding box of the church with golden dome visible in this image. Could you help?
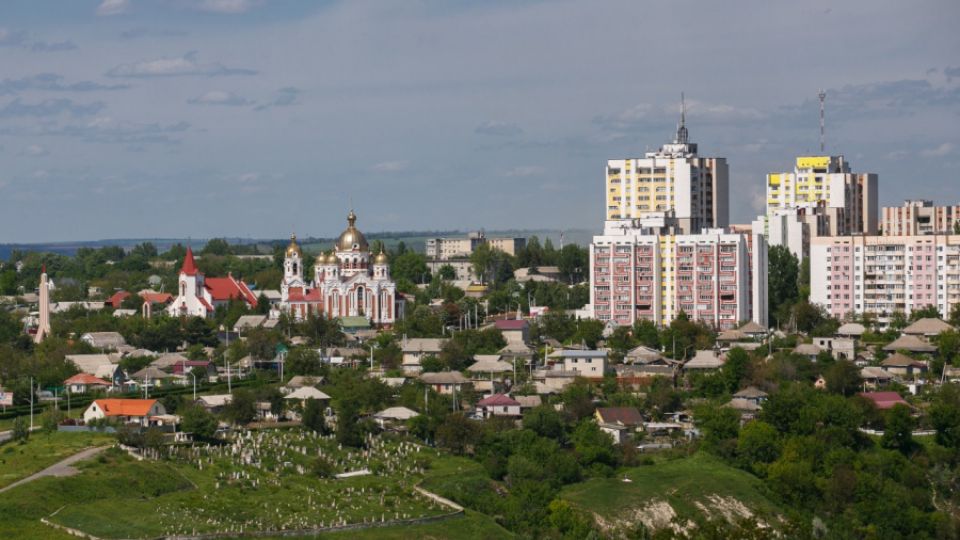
[279,210,401,325]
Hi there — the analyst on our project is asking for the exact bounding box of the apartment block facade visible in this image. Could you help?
[589,224,767,330]
[810,234,960,323]
[605,121,728,235]
[766,154,877,239]
[425,231,526,260]
[881,200,960,236]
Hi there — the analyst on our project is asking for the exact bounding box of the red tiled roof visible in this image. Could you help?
[288,287,323,303]
[65,373,111,386]
[93,399,157,417]
[477,394,520,407]
[205,275,258,306]
[180,247,200,276]
[140,292,173,304]
[107,291,131,307]
[858,391,909,410]
[495,320,528,331]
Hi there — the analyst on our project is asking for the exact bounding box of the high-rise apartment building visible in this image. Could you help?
[881,200,960,236]
[766,155,878,235]
[589,223,767,330]
[605,113,728,235]
[809,234,960,323]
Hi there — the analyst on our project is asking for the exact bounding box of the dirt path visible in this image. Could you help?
[0,446,109,494]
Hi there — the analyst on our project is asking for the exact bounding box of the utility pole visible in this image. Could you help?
[29,377,34,431]
[818,89,826,153]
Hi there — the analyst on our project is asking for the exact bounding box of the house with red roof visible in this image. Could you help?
[858,391,910,410]
[82,398,166,426]
[64,373,112,394]
[166,248,257,318]
[475,393,521,418]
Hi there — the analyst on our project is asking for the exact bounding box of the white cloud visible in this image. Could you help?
[372,161,408,172]
[254,87,300,111]
[505,165,545,177]
[97,0,130,16]
[192,0,259,14]
[921,142,954,157]
[106,51,256,78]
[187,90,252,106]
[21,144,48,156]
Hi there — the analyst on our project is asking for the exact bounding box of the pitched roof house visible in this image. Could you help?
[83,398,166,425]
[64,373,112,394]
[475,394,522,418]
[858,391,910,410]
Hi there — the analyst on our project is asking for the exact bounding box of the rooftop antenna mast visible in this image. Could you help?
[676,91,689,144]
[818,89,826,153]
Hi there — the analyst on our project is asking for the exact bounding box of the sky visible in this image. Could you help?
[0,0,958,243]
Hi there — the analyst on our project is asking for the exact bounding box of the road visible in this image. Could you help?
[0,446,109,494]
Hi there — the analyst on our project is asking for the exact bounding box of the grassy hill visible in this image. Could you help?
[560,452,783,535]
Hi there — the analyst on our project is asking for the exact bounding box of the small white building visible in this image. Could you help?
[475,394,522,419]
[83,398,166,426]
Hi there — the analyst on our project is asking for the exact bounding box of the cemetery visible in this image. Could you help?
[40,429,461,538]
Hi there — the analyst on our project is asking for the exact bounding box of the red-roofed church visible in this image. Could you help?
[167,247,258,317]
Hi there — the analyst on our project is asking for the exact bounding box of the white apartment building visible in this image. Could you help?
[605,115,729,235]
[588,223,767,330]
[882,200,960,236]
[810,234,960,324]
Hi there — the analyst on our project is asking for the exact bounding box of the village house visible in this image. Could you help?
[548,350,607,378]
[792,343,823,361]
[836,322,867,338]
[858,391,910,411]
[902,318,954,338]
[475,394,522,419]
[812,337,857,361]
[401,337,446,374]
[419,371,470,395]
[514,395,542,412]
[196,394,232,413]
[683,350,726,372]
[64,373,112,394]
[66,354,125,387]
[283,386,332,408]
[860,366,893,390]
[83,398,166,426]
[130,367,173,391]
[595,407,644,445]
[80,332,128,350]
[373,406,419,429]
[883,334,937,354]
[880,353,928,379]
[494,319,530,344]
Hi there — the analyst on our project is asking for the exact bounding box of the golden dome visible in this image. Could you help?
[374,249,388,265]
[325,251,338,264]
[285,233,302,257]
[314,251,327,264]
[336,210,368,251]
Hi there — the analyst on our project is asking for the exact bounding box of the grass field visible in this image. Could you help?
[0,430,113,488]
[561,452,782,533]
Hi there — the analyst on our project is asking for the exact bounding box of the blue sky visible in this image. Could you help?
[1,0,958,242]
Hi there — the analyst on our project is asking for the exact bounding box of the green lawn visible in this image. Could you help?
[0,430,113,488]
[561,452,782,532]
